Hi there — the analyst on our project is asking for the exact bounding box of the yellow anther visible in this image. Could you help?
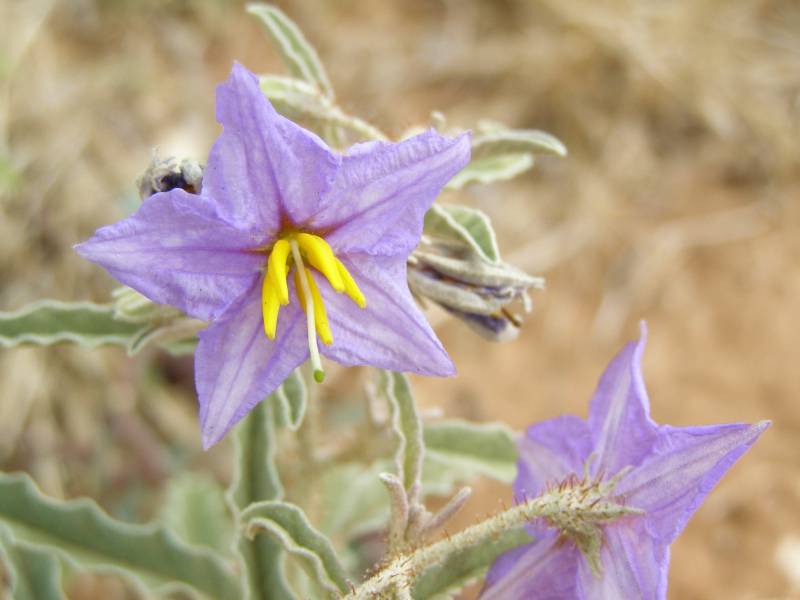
[267,239,291,305]
[296,233,345,293]
[262,271,282,340]
[335,257,366,309]
[294,266,333,345]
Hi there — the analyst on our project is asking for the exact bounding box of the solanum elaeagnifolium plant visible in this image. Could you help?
[0,4,767,600]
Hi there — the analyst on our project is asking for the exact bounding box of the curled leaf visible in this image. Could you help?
[242,501,350,596]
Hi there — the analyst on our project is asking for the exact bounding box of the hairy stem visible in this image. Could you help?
[345,484,642,599]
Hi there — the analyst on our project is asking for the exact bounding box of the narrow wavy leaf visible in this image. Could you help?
[381,371,424,493]
[0,300,146,349]
[259,75,386,141]
[242,501,350,596]
[0,473,239,599]
[447,153,534,189]
[472,129,567,159]
[228,401,294,600]
[0,526,65,600]
[272,370,307,431]
[424,420,518,483]
[247,4,333,98]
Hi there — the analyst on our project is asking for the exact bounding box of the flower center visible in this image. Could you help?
[541,456,641,576]
[261,232,366,381]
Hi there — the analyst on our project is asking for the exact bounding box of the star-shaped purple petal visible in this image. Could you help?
[75,62,471,448]
[482,324,768,599]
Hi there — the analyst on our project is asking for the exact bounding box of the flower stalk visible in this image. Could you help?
[346,484,641,599]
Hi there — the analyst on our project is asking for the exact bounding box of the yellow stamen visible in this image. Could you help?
[296,233,345,293]
[260,232,367,368]
[268,239,291,305]
[334,257,367,309]
[293,266,333,345]
[290,239,326,382]
[262,272,282,340]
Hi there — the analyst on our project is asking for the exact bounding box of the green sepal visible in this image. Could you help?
[424,419,518,483]
[0,472,240,600]
[241,501,350,597]
[411,527,533,599]
[0,300,146,349]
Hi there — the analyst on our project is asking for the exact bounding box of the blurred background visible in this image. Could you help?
[1,0,799,598]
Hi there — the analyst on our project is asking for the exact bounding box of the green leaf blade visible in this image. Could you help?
[382,371,424,492]
[472,129,567,159]
[161,474,232,555]
[424,204,500,263]
[228,401,294,600]
[0,527,65,600]
[242,501,350,596]
[424,420,518,483]
[0,300,146,349]
[447,153,534,190]
[247,4,333,98]
[0,473,239,600]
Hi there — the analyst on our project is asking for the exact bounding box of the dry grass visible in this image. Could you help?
[1,0,799,598]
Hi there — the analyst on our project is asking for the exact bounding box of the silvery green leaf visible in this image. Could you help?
[319,462,389,540]
[227,402,294,600]
[424,420,518,483]
[381,371,424,493]
[161,473,232,555]
[424,204,500,263]
[472,129,567,159]
[0,472,239,600]
[446,153,534,190]
[112,286,180,324]
[242,501,350,597]
[247,3,333,98]
[0,526,65,600]
[259,75,334,121]
[111,286,159,323]
[411,528,532,600]
[271,370,307,431]
[259,75,387,141]
[0,300,147,349]
[161,337,198,356]
[414,252,543,290]
[319,458,480,543]
[126,317,205,356]
[475,119,509,135]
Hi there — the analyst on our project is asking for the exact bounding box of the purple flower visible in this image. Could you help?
[482,324,768,599]
[76,63,471,448]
